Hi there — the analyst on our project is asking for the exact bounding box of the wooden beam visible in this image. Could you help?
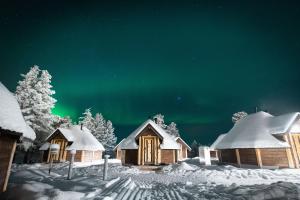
[141,137,144,165]
[173,150,176,163]
[255,149,263,168]
[138,136,141,165]
[292,134,300,166]
[285,134,299,168]
[157,138,161,164]
[235,149,241,167]
[3,140,16,192]
[286,148,295,168]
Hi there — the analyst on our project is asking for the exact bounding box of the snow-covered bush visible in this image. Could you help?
[232,111,248,124]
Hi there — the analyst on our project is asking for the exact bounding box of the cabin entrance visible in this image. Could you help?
[144,137,155,165]
[52,139,67,162]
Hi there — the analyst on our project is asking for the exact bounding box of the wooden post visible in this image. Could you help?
[2,140,16,192]
[157,138,161,164]
[138,136,141,165]
[141,137,144,165]
[286,148,295,168]
[291,134,300,168]
[255,149,262,168]
[173,150,176,163]
[235,149,241,167]
[103,155,110,180]
[67,149,76,180]
[285,134,299,168]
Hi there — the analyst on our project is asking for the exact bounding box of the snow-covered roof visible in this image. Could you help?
[46,125,105,151]
[39,142,50,150]
[113,139,125,151]
[119,119,181,150]
[215,111,299,149]
[291,120,300,133]
[0,82,35,140]
[210,134,226,150]
[175,137,192,151]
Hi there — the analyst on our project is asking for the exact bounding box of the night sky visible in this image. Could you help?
[1,1,300,145]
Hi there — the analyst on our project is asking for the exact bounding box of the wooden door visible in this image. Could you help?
[52,139,65,162]
[144,138,154,164]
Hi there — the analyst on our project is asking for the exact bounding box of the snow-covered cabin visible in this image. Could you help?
[213,111,300,168]
[0,83,36,192]
[40,125,105,163]
[115,119,191,165]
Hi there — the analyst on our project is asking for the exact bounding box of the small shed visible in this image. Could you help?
[0,83,36,192]
[214,111,300,168]
[116,119,190,165]
[40,125,105,162]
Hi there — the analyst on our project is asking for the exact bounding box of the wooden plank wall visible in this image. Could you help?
[0,133,17,192]
[239,149,258,166]
[161,150,175,164]
[260,148,289,168]
[220,149,237,164]
[124,150,138,165]
[66,150,83,162]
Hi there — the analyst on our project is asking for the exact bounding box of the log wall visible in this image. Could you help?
[66,150,83,162]
[125,149,138,165]
[161,150,175,164]
[260,148,289,168]
[220,149,237,164]
[239,149,258,165]
[0,133,17,192]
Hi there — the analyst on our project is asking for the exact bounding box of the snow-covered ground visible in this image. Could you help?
[2,158,300,200]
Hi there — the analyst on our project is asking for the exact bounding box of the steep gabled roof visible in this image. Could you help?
[119,119,181,150]
[175,137,192,151]
[113,139,125,151]
[0,82,35,140]
[45,125,105,151]
[215,111,297,149]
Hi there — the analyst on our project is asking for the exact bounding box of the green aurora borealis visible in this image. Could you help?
[1,1,300,144]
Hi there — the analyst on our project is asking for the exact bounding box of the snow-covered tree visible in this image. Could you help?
[79,108,95,132]
[79,110,117,151]
[93,113,106,142]
[53,115,73,129]
[16,66,57,144]
[102,120,117,151]
[232,111,248,124]
[166,122,180,137]
[153,113,167,129]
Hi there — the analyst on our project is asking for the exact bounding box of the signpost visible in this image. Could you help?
[68,149,76,180]
[103,155,110,180]
[48,144,60,174]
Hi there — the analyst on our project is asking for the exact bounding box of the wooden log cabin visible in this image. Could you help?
[39,125,105,162]
[115,119,191,165]
[213,111,300,168]
[0,83,36,192]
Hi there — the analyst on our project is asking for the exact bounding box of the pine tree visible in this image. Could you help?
[79,108,95,132]
[166,122,180,137]
[232,111,248,124]
[103,120,117,151]
[93,113,106,142]
[16,66,57,145]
